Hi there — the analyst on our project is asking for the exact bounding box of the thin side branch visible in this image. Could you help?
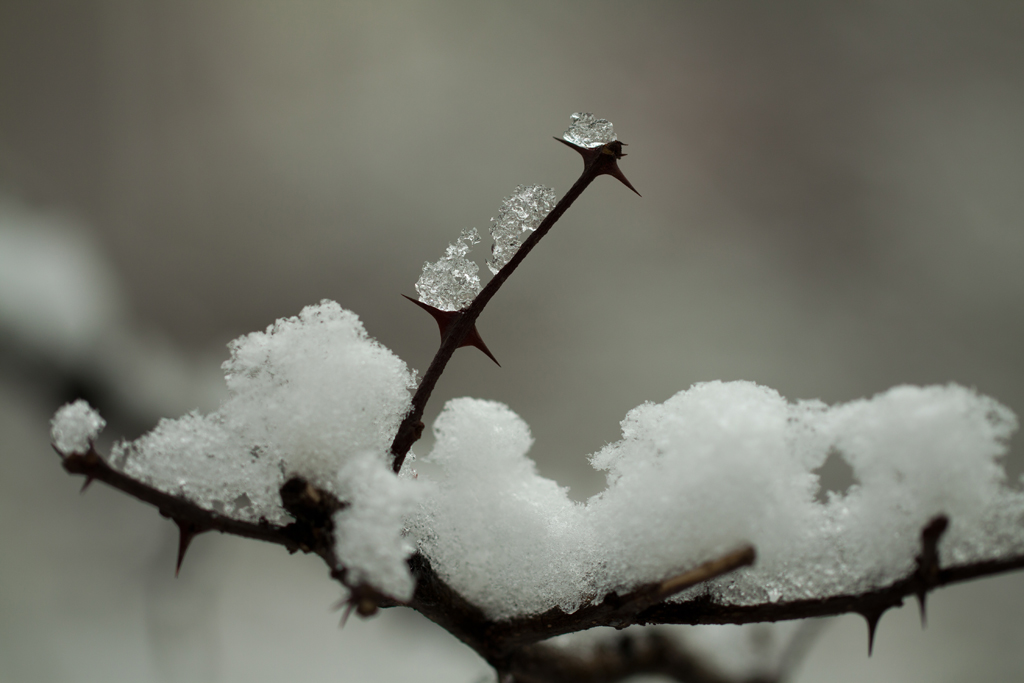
[59,447,304,551]
[390,141,635,472]
[400,546,755,659]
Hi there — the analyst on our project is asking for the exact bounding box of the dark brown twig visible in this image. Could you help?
[390,139,637,473]
[51,119,1024,682]
[59,446,302,552]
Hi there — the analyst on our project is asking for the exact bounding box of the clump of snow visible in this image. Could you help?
[411,399,595,617]
[333,451,422,600]
[412,381,1022,620]
[586,382,824,598]
[563,112,617,148]
[51,399,105,454]
[415,228,481,311]
[57,292,1022,617]
[108,301,416,535]
[486,184,558,274]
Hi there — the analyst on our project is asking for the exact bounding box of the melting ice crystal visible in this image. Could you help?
[563,112,617,149]
[487,184,557,274]
[415,228,481,311]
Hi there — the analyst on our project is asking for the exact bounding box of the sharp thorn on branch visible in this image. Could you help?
[914,514,949,630]
[861,608,886,656]
[553,137,641,196]
[401,294,500,366]
[79,476,95,493]
[339,600,357,628]
[173,518,209,577]
[603,162,641,197]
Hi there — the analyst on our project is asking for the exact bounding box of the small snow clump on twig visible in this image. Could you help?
[51,399,105,454]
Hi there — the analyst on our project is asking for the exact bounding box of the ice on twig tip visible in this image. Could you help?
[563,112,617,149]
[51,399,105,454]
[415,228,481,311]
[487,184,557,274]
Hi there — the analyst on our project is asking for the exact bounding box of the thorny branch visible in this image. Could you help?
[53,129,1024,683]
[58,443,1024,681]
[389,138,637,473]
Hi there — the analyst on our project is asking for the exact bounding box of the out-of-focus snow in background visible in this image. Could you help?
[1,2,1022,682]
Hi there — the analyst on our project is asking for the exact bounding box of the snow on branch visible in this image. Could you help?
[50,114,1024,683]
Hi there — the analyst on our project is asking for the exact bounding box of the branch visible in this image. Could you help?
[634,550,1024,628]
[390,140,637,473]
[623,514,1024,656]
[58,446,344,569]
[398,515,1024,664]
[398,546,756,660]
[57,443,1024,681]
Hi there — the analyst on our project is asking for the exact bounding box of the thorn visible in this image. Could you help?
[173,519,207,577]
[914,514,949,630]
[462,323,501,367]
[603,161,642,197]
[339,600,356,628]
[79,476,95,493]
[554,137,641,197]
[402,295,500,366]
[861,608,885,656]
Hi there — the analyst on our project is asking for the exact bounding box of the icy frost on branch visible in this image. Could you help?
[415,228,482,311]
[563,112,617,148]
[415,181,558,308]
[487,184,558,275]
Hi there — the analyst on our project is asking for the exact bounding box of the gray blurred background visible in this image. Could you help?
[1,2,1022,682]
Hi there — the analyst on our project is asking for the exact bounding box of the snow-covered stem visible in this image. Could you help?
[59,447,300,549]
[390,142,626,472]
[49,118,1024,683]
[55,441,1024,682]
